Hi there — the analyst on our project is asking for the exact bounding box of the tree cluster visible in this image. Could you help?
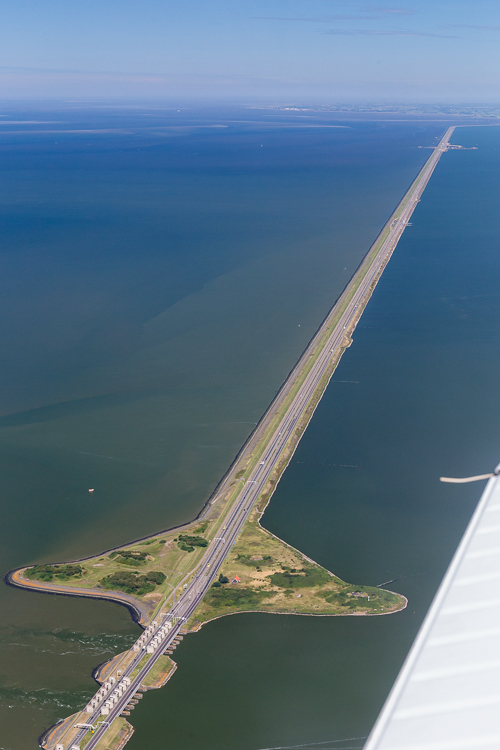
[212,573,229,587]
[176,534,208,553]
[110,550,148,565]
[26,564,84,582]
[100,570,166,595]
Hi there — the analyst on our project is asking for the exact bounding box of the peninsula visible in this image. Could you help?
[8,127,454,750]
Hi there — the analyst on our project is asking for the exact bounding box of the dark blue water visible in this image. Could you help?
[125,125,500,750]
[0,105,447,747]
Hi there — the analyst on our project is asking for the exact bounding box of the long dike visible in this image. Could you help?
[11,126,454,750]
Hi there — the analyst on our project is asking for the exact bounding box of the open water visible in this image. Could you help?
[1,106,494,749]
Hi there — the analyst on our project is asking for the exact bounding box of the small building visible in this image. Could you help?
[232,576,240,584]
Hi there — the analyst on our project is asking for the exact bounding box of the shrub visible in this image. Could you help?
[100,570,165,595]
[146,571,166,585]
[26,564,84,582]
[268,566,331,589]
[178,534,208,547]
[177,535,208,552]
[117,550,147,563]
[235,554,270,568]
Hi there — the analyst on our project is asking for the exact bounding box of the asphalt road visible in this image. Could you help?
[65,127,454,750]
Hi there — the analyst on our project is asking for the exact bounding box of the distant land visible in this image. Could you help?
[250,104,500,119]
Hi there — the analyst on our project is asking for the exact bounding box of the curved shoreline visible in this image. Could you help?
[6,533,409,629]
[38,715,75,750]
[5,568,149,625]
[190,592,409,632]
[6,561,408,628]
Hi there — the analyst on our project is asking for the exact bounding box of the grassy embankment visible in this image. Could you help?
[125,653,175,687]
[80,718,133,750]
[43,714,133,750]
[189,504,405,628]
[196,153,426,530]
[21,522,213,609]
[21,487,405,633]
[140,654,176,687]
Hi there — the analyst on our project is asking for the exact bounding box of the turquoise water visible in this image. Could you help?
[0,107,447,748]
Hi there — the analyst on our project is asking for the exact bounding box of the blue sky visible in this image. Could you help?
[0,0,499,102]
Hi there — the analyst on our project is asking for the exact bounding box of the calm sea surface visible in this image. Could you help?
[0,106,487,748]
[124,124,500,750]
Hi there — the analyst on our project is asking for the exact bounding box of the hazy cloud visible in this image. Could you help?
[253,8,414,22]
[443,24,500,31]
[363,7,414,14]
[294,0,414,11]
[252,16,381,22]
[323,28,458,37]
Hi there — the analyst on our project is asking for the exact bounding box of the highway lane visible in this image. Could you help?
[65,127,454,750]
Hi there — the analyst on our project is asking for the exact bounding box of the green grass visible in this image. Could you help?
[176,534,208,552]
[141,655,175,687]
[83,717,132,750]
[205,585,272,610]
[129,654,150,682]
[268,566,332,589]
[21,521,219,611]
[189,515,406,627]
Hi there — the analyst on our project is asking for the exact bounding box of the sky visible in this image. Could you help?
[0,0,499,102]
